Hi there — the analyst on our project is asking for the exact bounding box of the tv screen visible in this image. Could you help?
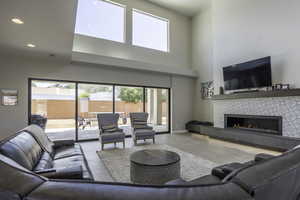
[223,57,272,91]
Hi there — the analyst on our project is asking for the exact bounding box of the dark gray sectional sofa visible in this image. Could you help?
[1,125,300,199]
[0,125,93,180]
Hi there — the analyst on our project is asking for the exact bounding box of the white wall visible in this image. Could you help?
[191,4,214,122]
[212,0,300,93]
[171,75,195,131]
[73,0,192,70]
[0,55,195,140]
[192,0,300,122]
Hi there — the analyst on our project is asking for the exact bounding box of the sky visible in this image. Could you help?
[75,0,168,52]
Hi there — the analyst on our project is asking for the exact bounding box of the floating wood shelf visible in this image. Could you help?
[211,89,300,100]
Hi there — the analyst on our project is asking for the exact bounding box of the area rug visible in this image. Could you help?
[97,144,219,183]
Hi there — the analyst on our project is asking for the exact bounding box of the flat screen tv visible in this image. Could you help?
[223,57,272,91]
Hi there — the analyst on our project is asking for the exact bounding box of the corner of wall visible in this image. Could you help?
[191,5,214,123]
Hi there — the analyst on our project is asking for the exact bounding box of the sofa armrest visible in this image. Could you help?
[53,140,75,149]
[35,166,83,179]
[166,175,221,186]
[254,153,275,162]
[165,178,187,185]
[212,162,245,180]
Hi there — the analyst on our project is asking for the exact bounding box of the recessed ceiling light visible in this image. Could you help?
[11,18,24,24]
[27,43,36,48]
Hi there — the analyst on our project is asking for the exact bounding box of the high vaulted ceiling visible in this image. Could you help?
[146,0,210,17]
[0,0,77,60]
[0,0,208,64]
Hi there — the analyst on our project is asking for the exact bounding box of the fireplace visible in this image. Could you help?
[224,114,282,136]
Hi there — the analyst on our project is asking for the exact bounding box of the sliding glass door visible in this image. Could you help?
[115,86,144,136]
[30,79,171,141]
[145,88,169,132]
[77,84,113,140]
[30,80,76,140]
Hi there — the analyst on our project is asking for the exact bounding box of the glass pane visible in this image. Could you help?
[133,10,169,52]
[115,86,144,136]
[78,84,113,140]
[31,80,76,140]
[145,88,169,132]
[75,0,125,43]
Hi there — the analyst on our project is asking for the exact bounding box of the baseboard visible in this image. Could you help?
[172,130,187,134]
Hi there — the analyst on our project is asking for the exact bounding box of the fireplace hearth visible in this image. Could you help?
[224,114,282,136]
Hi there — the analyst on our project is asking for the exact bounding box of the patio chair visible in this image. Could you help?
[130,112,156,145]
[30,114,48,130]
[78,116,92,130]
[97,113,125,150]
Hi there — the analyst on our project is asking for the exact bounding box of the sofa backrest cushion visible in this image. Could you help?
[0,154,45,198]
[33,151,53,171]
[23,125,54,154]
[0,131,43,170]
[232,148,300,200]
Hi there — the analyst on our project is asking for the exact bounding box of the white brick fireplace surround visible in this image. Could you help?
[213,97,300,138]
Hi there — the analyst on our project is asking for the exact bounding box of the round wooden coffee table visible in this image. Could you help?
[130,149,181,184]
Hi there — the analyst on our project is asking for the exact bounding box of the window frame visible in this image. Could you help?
[132,8,170,52]
[28,78,171,142]
[75,0,127,43]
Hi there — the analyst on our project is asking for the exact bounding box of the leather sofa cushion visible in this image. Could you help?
[34,152,53,171]
[0,154,45,197]
[53,143,93,180]
[35,166,83,179]
[54,143,83,160]
[212,162,245,180]
[23,125,54,154]
[53,155,92,180]
[254,153,275,162]
[0,132,43,170]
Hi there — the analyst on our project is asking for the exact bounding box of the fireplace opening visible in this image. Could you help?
[224,114,282,136]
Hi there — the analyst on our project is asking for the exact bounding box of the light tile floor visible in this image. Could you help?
[80,132,280,182]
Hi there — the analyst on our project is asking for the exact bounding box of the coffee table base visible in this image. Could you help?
[130,161,180,185]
